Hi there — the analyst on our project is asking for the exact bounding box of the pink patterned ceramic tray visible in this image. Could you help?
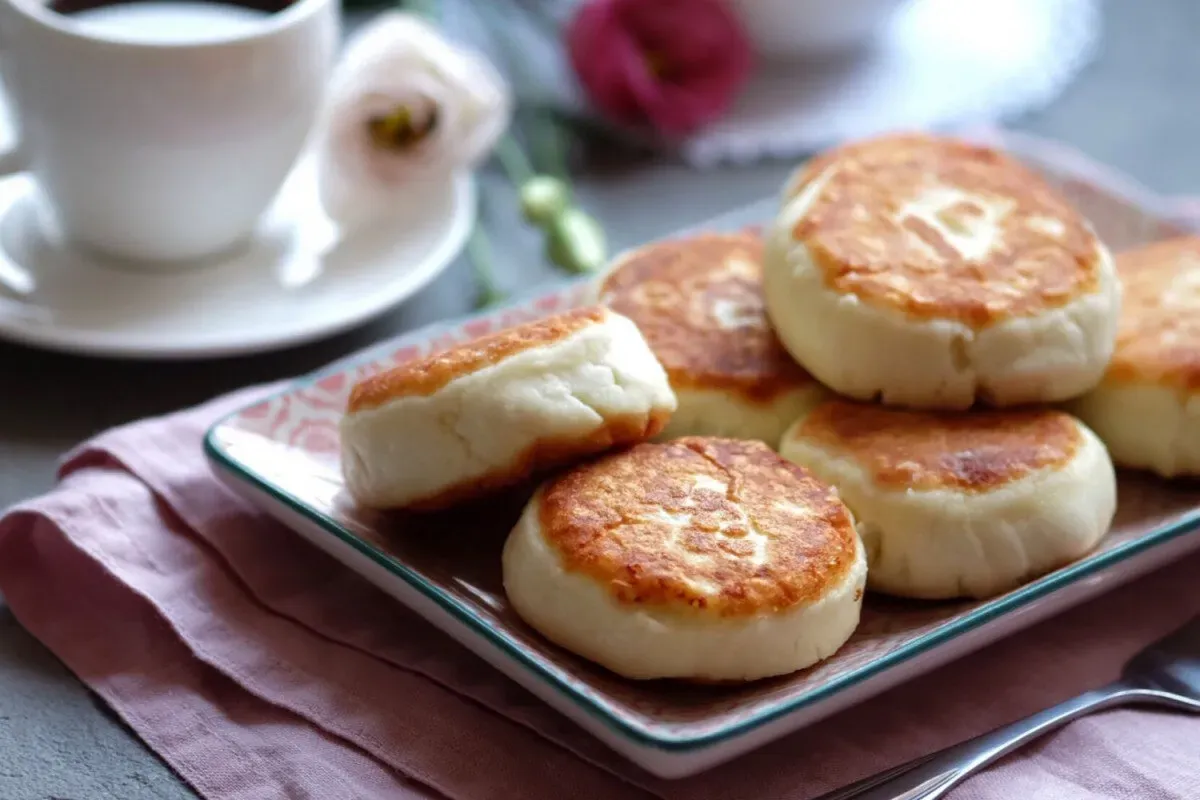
[205,130,1200,778]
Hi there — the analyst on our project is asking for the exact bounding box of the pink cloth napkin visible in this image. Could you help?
[1,384,1199,800]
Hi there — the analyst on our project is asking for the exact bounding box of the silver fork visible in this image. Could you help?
[812,615,1200,800]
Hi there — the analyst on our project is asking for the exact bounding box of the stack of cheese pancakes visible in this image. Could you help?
[341,133,1193,684]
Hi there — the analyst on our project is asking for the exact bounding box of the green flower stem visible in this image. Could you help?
[532,110,569,181]
[470,0,570,182]
[399,0,608,299]
[466,217,505,308]
[494,134,537,186]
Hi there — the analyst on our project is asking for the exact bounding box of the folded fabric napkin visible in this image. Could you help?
[1,384,1199,800]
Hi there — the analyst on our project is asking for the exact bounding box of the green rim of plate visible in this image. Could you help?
[203,344,1200,754]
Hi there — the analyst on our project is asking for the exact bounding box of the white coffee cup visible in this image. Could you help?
[0,0,338,265]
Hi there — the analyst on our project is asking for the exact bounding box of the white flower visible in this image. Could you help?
[315,12,511,228]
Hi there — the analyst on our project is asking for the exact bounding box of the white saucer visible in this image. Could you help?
[0,158,475,359]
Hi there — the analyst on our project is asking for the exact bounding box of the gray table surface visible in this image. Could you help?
[3,1,1200,797]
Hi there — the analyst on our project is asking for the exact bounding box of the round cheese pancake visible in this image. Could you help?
[340,306,677,510]
[779,400,1115,599]
[502,437,866,681]
[764,133,1120,410]
[592,232,828,445]
[1071,237,1200,476]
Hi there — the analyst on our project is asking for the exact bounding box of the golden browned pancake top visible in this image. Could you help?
[348,307,607,412]
[791,400,1082,492]
[599,233,815,401]
[538,437,859,617]
[1105,237,1200,390]
[788,133,1102,327]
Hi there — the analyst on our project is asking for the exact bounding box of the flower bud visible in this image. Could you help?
[519,175,572,227]
[546,208,607,274]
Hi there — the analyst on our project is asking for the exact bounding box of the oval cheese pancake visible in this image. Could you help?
[1072,237,1200,477]
[502,437,866,681]
[596,232,827,444]
[340,306,677,510]
[764,133,1121,410]
[780,400,1116,600]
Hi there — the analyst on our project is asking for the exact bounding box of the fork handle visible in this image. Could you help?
[814,683,1185,800]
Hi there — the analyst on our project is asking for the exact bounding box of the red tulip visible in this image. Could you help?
[566,0,753,139]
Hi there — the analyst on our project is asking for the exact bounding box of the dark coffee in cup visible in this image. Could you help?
[47,0,292,43]
[49,0,290,14]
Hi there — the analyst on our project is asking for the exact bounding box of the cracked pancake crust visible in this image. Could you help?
[1104,237,1200,390]
[786,133,1103,327]
[537,437,858,616]
[348,307,608,412]
[598,232,816,401]
[789,400,1082,493]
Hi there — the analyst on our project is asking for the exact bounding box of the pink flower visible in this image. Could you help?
[566,0,753,139]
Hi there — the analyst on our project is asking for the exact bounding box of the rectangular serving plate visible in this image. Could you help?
[205,129,1200,779]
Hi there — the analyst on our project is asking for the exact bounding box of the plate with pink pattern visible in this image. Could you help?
[205,130,1200,778]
